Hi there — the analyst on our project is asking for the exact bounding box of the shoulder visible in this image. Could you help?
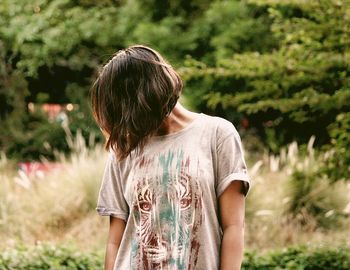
[106,149,124,170]
[201,113,239,145]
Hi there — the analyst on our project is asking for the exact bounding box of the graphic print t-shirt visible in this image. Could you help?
[96,113,251,270]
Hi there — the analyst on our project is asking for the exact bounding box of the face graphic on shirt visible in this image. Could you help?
[130,149,204,270]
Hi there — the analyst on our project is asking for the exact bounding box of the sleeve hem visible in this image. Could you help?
[96,207,128,221]
[216,172,251,198]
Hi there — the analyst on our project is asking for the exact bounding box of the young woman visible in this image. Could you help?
[91,45,251,270]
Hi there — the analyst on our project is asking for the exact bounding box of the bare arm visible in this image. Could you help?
[104,216,126,270]
[219,180,246,270]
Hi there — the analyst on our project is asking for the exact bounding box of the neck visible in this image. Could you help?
[153,102,199,136]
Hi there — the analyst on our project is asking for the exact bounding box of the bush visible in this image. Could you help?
[0,242,103,270]
[243,244,350,270]
[323,112,350,182]
[264,138,350,229]
[0,107,103,161]
[0,243,349,269]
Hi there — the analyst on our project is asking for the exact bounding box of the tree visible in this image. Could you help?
[184,0,350,153]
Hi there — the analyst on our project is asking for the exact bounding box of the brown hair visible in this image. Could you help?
[91,45,182,161]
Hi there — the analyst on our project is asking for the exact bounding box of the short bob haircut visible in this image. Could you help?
[91,45,183,161]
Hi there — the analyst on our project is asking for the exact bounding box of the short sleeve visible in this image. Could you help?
[215,124,251,198]
[96,152,129,221]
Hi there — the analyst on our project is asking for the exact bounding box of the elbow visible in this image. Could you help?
[222,219,245,233]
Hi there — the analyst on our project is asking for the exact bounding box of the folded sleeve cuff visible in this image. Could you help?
[216,172,251,198]
[96,207,128,221]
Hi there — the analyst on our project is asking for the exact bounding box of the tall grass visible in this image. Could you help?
[1,134,349,253]
[244,137,350,251]
[0,131,108,251]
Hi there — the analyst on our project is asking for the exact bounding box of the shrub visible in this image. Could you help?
[0,242,103,270]
[286,137,348,229]
[323,112,350,182]
[0,107,103,161]
[0,243,349,269]
[242,244,350,270]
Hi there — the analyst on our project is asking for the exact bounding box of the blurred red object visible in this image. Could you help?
[42,104,63,121]
[241,117,249,129]
[28,103,74,123]
[18,162,64,178]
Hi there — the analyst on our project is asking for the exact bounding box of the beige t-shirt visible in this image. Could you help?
[96,112,251,270]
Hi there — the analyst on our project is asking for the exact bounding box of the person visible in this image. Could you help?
[91,44,251,270]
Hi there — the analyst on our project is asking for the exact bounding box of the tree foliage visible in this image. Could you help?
[184,1,350,156]
[0,0,274,159]
[0,0,349,180]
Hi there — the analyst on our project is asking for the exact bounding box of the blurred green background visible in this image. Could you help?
[0,0,349,269]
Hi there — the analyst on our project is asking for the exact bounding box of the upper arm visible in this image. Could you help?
[218,180,246,231]
[107,216,126,246]
[214,120,250,231]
